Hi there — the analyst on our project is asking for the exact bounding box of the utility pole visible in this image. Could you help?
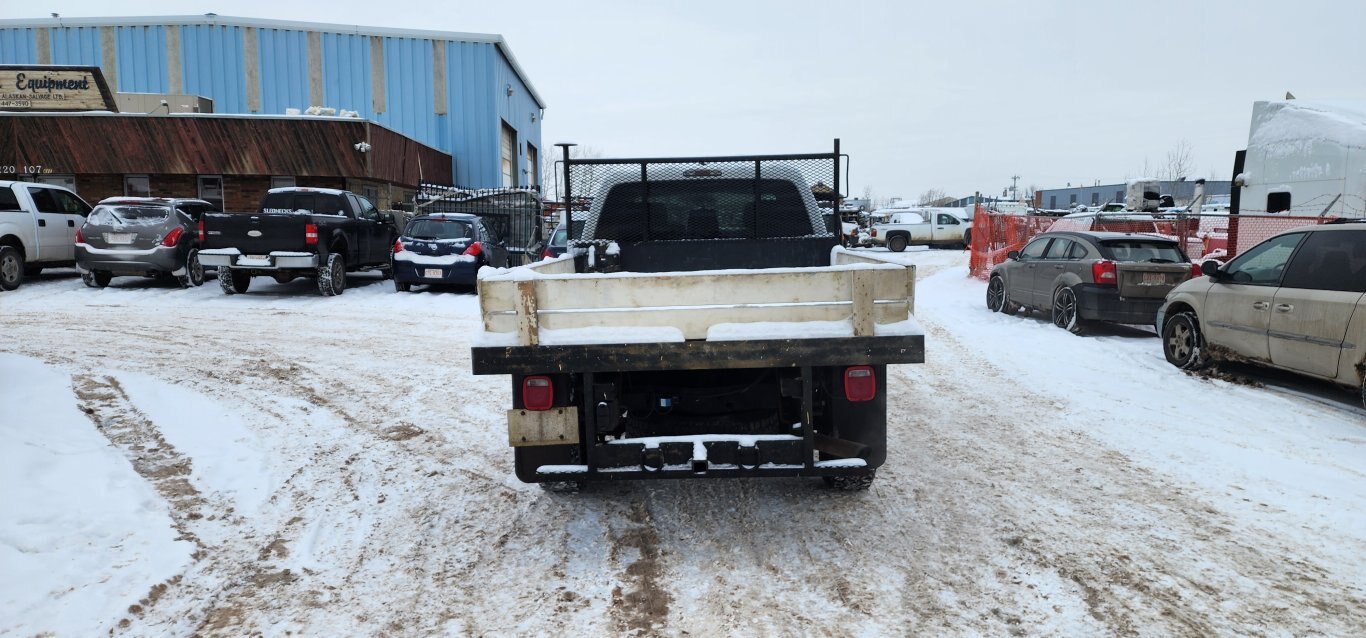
[1010,174,1021,200]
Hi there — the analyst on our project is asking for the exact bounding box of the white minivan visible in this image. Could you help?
[0,180,93,290]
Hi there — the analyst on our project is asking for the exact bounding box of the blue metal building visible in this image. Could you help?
[1036,180,1232,211]
[0,15,545,189]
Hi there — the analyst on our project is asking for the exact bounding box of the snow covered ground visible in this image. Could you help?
[1,251,1363,636]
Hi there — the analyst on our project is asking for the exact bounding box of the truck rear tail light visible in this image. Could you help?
[75,228,85,244]
[542,247,555,260]
[870,228,877,237]
[1189,262,1200,279]
[197,218,205,242]
[522,376,553,411]
[393,239,405,253]
[844,366,876,402]
[305,223,318,246]
[463,242,483,257]
[161,227,183,247]
[1092,259,1117,285]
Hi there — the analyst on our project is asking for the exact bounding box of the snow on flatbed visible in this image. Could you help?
[0,253,1363,636]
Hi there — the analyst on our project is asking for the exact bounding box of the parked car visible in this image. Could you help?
[1158,222,1366,405]
[986,230,1196,334]
[869,208,972,251]
[541,218,586,259]
[391,213,510,291]
[0,180,92,290]
[75,197,216,288]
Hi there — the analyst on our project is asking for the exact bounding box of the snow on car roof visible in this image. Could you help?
[266,187,349,196]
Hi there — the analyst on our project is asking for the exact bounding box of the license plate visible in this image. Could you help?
[424,268,443,278]
[1142,272,1165,285]
[247,254,270,261]
[105,233,134,245]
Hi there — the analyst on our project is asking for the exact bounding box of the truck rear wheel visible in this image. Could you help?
[318,253,346,296]
[887,235,907,253]
[218,268,250,294]
[824,471,875,491]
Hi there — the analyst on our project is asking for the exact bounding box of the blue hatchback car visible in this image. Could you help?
[391,213,509,291]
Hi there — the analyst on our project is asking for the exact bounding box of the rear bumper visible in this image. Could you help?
[76,244,181,275]
[199,249,318,270]
[1075,284,1165,324]
[393,258,480,285]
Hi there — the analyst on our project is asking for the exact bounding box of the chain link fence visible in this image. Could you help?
[968,205,1341,279]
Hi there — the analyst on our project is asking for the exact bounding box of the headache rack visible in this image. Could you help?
[554,140,849,272]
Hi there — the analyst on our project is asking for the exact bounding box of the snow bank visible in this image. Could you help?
[0,355,192,637]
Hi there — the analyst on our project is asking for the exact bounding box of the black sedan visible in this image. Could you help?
[391,213,510,292]
[985,230,1196,334]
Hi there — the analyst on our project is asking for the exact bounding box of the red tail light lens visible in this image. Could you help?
[75,227,85,244]
[161,226,183,247]
[197,218,205,242]
[463,242,483,257]
[522,376,553,411]
[1092,259,1117,285]
[870,228,878,237]
[393,239,405,253]
[542,248,554,260]
[1189,262,1201,279]
[844,366,876,402]
[305,223,318,246]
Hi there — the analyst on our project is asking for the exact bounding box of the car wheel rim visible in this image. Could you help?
[333,260,344,289]
[988,280,1003,310]
[0,255,17,282]
[1054,290,1075,327]
[1167,323,1191,361]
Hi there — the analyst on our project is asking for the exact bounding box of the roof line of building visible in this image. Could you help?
[0,14,547,110]
[0,110,451,156]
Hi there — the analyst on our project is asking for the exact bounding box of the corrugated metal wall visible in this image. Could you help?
[320,32,371,119]
[0,28,36,63]
[180,25,248,114]
[115,25,168,93]
[256,28,309,115]
[49,26,101,66]
[0,20,543,189]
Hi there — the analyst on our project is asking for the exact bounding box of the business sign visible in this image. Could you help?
[0,65,118,112]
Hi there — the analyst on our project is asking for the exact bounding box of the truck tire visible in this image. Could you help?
[962,229,972,250]
[824,471,875,491]
[887,235,908,253]
[317,253,346,296]
[0,246,22,290]
[218,268,250,294]
[177,248,204,288]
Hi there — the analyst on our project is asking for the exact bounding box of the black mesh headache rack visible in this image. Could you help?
[408,185,545,265]
[557,140,846,272]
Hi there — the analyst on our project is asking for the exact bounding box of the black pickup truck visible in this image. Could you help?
[197,188,397,296]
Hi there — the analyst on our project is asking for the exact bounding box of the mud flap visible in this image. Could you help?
[507,406,579,446]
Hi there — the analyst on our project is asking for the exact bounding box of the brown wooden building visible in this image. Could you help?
[0,112,452,211]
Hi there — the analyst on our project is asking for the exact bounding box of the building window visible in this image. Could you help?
[1267,192,1291,213]
[1091,192,1099,206]
[271,176,296,190]
[501,121,517,188]
[37,174,77,193]
[526,142,538,188]
[198,176,224,210]
[362,185,379,206]
[1115,190,1124,203]
[125,175,151,197]
[1049,195,1056,209]
[1069,194,1077,206]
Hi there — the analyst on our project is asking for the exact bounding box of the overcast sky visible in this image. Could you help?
[10,0,1366,201]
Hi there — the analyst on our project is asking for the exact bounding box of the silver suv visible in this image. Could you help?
[1158,222,1366,405]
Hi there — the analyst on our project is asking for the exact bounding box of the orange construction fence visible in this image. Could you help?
[968,203,1337,280]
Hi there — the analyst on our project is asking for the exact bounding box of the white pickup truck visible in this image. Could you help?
[470,145,924,491]
[869,207,973,252]
[0,180,93,290]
